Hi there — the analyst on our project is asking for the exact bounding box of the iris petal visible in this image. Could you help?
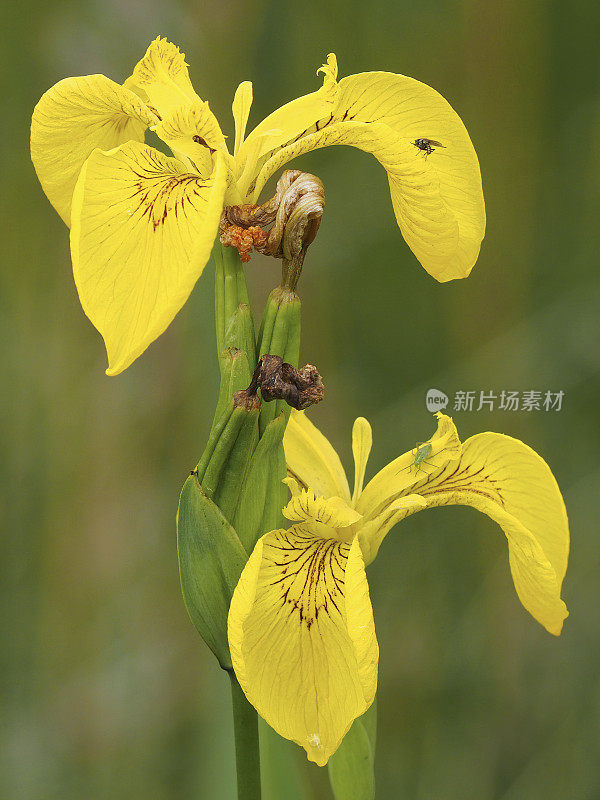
[70,142,227,374]
[31,74,156,225]
[228,526,378,765]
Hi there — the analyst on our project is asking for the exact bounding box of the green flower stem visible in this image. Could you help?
[195,406,235,481]
[201,407,249,498]
[229,671,262,800]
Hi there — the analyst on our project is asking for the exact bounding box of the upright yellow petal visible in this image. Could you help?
[125,37,200,118]
[250,65,485,281]
[31,75,156,225]
[228,526,378,765]
[357,412,461,517]
[234,54,338,194]
[70,143,227,374]
[284,410,351,501]
[232,81,253,155]
[352,417,372,504]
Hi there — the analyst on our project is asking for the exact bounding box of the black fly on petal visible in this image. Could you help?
[412,138,446,158]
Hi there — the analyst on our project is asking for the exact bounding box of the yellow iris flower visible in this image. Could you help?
[31,37,485,375]
[227,411,569,766]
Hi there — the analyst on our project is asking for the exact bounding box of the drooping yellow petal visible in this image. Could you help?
[31,75,156,225]
[232,81,253,156]
[70,142,227,375]
[234,54,338,195]
[228,526,378,765]
[284,410,351,501]
[250,66,485,281]
[481,501,566,637]
[125,37,200,118]
[352,417,372,504]
[410,432,569,634]
[155,101,229,178]
[283,486,361,528]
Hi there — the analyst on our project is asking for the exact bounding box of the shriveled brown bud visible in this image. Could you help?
[220,170,325,289]
[233,354,324,411]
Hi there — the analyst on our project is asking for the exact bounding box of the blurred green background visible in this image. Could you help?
[2,0,599,798]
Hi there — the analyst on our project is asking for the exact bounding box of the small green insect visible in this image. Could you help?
[409,441,435,474]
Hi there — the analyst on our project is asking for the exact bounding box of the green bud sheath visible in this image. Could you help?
[195,405,235,484]
[257,286,301,433]
[213,406,260,523]
[178,400,259,669]
[233,413,287,552]
[257,286,301,365]
[212,347,253,429]
[177,475,247,670]
[202,405,256,504]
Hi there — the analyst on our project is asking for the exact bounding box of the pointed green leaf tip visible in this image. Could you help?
[328,701,377,800]
[177,475,248,669]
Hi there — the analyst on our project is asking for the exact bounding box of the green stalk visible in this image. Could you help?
[215,242,256,370]
[209,244,305,800]
[230,671,262,800]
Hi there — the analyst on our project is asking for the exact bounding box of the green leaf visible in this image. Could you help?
[177,475,248,669]
[328,701,377,800]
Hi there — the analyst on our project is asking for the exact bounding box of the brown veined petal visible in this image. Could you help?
[124,36,200,118]
[70,143,227,375]
[283,486,362,528]
[417,433,569,581]
[250,70,485,281]
[228,526,378,766]
[31,74,157,225]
